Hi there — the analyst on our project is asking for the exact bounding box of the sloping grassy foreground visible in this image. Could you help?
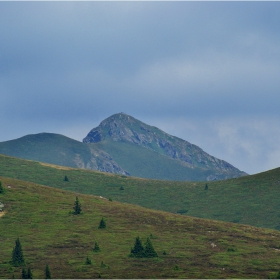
[1,154,280,230]
[1,176,280,279]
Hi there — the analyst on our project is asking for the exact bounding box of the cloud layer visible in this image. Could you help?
[1,2,280,174]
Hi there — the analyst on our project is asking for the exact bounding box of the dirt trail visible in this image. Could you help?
[0,212,5,218]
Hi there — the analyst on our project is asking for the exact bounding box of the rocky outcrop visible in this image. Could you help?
[83,113,247,180]
[0,114,246,181]
[88,147,130,176]
[73,148,130,176]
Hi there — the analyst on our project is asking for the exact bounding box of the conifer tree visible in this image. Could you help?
[63,176,69,182]
[144,237,158,258]
[22,268,27,279]
[45,264,51,279]
[0,181,3,193]
[12,238,25,266]
[93,242,101,252]
[98,217,106,229]
[27,267,33,279]
[73,196,82,215]
[130,236,145,257]
[85,256,92,265]
[205,183,208,190]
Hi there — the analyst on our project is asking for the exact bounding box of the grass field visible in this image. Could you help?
[1,176,280,278]
[1,154,280,231]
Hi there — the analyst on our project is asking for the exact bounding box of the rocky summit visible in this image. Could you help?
[83,113,247,181]
[0,113,246,181]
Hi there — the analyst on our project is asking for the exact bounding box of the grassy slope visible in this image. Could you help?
[1,154,280,230]
[0,133,93,168]
[1,176,280,279]
[0,132,244,182]
[92,140,214,181]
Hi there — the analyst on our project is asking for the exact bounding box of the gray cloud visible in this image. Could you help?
[1,1,280,174]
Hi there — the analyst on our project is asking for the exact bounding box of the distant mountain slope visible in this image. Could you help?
[0,133,129,175]
[0,113,246,181]
[83,113,247,180]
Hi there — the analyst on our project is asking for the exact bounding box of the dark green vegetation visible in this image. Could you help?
[0,181,3,194]
[45,264,51,279]
[130,237,158,258]
[98,217,106,229]
[2,176,280,278]
[0,113,246,181]
[73,197,82,215]
[93,242,100,252]
[0,153,280,230]
[11,238,25,266]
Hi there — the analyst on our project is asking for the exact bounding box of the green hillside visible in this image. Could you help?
[0,154,280,231]
[0,133,92,168]
[1,176,280,279]
[93,140,215,181]
[0,113,247,181]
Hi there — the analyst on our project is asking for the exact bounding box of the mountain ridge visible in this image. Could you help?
[0,113,246,181]
[83,113,247,180]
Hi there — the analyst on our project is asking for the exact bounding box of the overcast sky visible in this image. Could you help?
[1,2,280,175]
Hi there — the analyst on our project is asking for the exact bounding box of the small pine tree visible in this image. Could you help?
[45,264,51,279]
[63,176,69,182]
[0,181,4,194]
[205,183,208,190]
[144,237,158,258]
[85,256,92,265]
[12,238,25,266]
[100,261,109,268]
[27,267,33,279]
[130,236,145,258]
[173,264,179,271]
[98,218,106,229]
[93,242,100,252]
[119,186,124,190]
[73,197,82,215]
[22,268,27,279]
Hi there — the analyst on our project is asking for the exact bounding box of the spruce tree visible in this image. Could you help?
[27,267,33,279]
[12,238,25,266]
[85,256,92,265]
[45,264,51,279]
[22,268,27,279]
[0,181,3,193]
[205,183,208,190]
[73,197,82,215]
[63,176,69,182]
[93,242,100,252]
[98,218,106,229]
[130,236,145,257]
[144,237,158,258]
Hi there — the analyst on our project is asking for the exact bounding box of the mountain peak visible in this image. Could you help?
[83,113,148,144]
[100,112,136,126]
[83,113,247,180]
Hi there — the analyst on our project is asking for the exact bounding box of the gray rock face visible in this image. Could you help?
[0,113,246,181]
[73,148,130,176]
[83,113,247,180]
